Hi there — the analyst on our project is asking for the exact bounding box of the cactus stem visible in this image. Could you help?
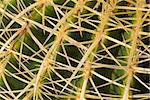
[122,0,144,99]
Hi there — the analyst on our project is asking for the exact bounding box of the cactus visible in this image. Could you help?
[0,0,150,99]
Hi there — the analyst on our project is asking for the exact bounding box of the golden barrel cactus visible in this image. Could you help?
[0,0,150,100]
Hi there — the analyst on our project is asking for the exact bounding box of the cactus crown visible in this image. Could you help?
[0,0,150,100]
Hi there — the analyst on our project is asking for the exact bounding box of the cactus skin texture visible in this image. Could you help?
[0,0,150,100]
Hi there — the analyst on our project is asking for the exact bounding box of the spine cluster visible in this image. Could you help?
[0,0,149,100]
